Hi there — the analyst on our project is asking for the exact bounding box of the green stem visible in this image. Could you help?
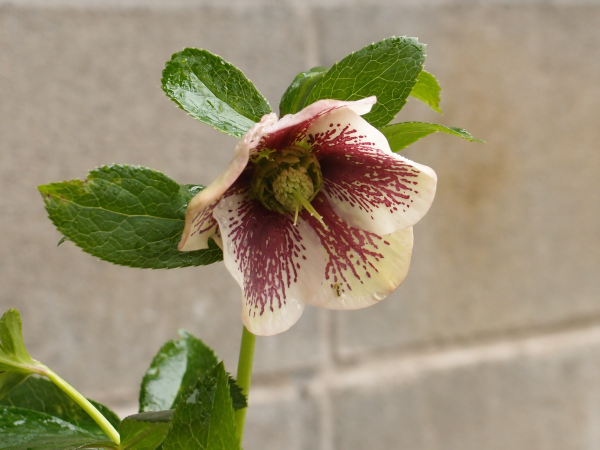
[234,326,256,446]
[42,367,120,445]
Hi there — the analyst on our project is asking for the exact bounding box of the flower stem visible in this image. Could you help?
[234,326,256,445]
[42,367,120,445]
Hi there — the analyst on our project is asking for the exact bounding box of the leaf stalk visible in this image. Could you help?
[40,366,121,445]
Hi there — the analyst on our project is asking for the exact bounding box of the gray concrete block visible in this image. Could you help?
[6,1,599,9]
[0,5,323,404]
[332,326,600,450]
[244,385,321,450]
[312,5,600,358]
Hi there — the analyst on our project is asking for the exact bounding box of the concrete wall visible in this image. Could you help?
[1,1,599,449]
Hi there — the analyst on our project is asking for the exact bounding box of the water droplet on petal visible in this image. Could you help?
[373,292,386,301]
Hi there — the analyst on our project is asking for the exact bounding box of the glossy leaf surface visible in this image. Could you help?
[279,66,327,116]
[380,121,484,152]
[162,363,239,450]
[39,165,223,269]
[120,411,173,450]
[0,376,120,435]
[306,37,425,127]
[139,330,218,412]
[162,48,272,137]
[0,406,108,450]
[139,330,246,413]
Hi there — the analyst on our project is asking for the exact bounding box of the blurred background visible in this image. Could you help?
[1,0,600,449]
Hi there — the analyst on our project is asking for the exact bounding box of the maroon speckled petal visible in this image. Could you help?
[179,113,277,251]
[213,193,326,336]
[302,193,413,310]
[308,107,437,235]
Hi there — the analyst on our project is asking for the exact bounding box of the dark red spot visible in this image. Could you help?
[224,198,308,316]
[303,194,386,289]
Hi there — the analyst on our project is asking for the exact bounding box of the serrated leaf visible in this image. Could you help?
[0,376,121,436]
[38,165,223,269]
[227,376,247,412]
[162,48,272,138]
[279,66,328,116]
[306,36,425,128]
[410,70,442,114]
[380,122,485,152]
[139,330,218,412]
[162,363,239,450]
[0,406,110,450]
[120,411,173,450]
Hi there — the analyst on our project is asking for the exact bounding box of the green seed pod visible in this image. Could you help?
[250,145,323,215]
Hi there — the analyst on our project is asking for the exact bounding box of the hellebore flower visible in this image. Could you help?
[179,97,437,336]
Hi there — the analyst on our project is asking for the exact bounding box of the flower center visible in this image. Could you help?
[250,145,324,224]
[272,168,314,210]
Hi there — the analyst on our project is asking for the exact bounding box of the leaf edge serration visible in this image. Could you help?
[38,164,223,270]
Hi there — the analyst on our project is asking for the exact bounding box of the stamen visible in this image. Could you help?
[250,145,324,219]
[292,190,327,229]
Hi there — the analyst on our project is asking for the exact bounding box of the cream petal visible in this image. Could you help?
[253,97,378,160]
[178,113,278,251]
[178,200,220,252]
[267,96,377,136]
[303,194,414,310]
[308,107,437,236]
[213,193,327,336]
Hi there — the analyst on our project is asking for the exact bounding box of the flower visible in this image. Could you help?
[179,97,437,336]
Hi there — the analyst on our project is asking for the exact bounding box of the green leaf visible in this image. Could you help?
[279,66,328,116]
[306,36,425,128]
[410,70,442,114]
[380,122,485,152]
[120,411,173,450]
[0,376,121,436]
[0,310,37,399]
[0,406,110,450]
[0,310,34,369]
[38,165,223,269]
[162,363,239,450]
[162,48,272,138]
[139,330,246,413]
[0,372,29,402]
[227,376,247,412]
[139,330,218,412]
